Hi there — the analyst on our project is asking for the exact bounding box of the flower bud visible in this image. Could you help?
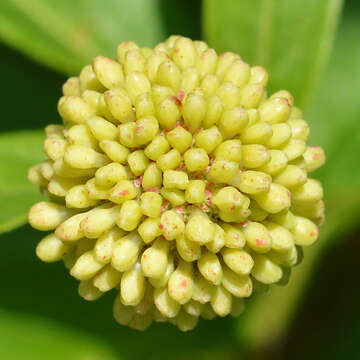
[160,210,185,240]
[205,224,225,254]
[201,303,217,320]
[58,96,95,124]
[185,180,206,205]
[259,97,291,124]
[207,159,239,183]
[142,163,163,189]
[79,65,105,93]
[63,76,81,96]
[66,124,98,149]
[105,88,135,123]
[65,184,99,208]
[70,250,104,280]
[250,66,269,86]
[242,144,270,168]
[166,126,192,153]
[303,146,326,172]
[163,170,189,190]
[112,232,142,272]
[94,226,125,264]
[78,280,104,301]
[157,149,181,171]
[36,233,71,262]
[64,145,110,169]
[150,253,175,289]
[291,216,319,246]
[121,262,146,306]
[85,178,109,200]
[173,37,197,70]
[183,92,207,133]
[222,267,252,298]
[288,118,310,141]
[92,56,124,89]
[141,238,170,278]
[180,67,200,96]
[186,210,215,245]
[183,299,204,317]
[222,224,246,248]
[222,248,254,275]
[124,49,145,74]
[211,285,232,317]
[93,264,122,292]
[156,61,181,90]
[197,48,218,78]
[254,183,291,214]
[80,205,120,238]
[291,178,323,205]
[258,149,288,175]
[243,221,272,253]
[195,126,223,153]
[224,59,250,88]
[154,286,180,318]
[129,312,153,331]
[117,200,142,231]
[198,251,223,285]
[145,51,169,82]
[140,192,162,218]
[168,259,194,304]
[239,84,264,109]
[113,292,135,325]
[29,201,75,231]
[176,234,201,262]
[175,309,198,332]
[236,170,271,194]
[43,137,66,161]
[281,138,306,161]
[240,121,273,145]
[86,116,118,141]
[251,254,283,284]
[138,217,162,243]
[125,72,151,102]
[216,52,239,79]
[109,180,138,204]
[266,123,292,148]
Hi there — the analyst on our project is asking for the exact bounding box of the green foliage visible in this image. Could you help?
[0,0,165,74]
[0,131,44,233]
[0,0,359,359]
[204,0,344,109]
[0,309,117,360]
[0,0,201,75]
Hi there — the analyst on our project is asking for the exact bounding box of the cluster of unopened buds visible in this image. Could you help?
[28,35,325,331]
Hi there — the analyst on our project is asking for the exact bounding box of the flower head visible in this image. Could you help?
[28,35,325,331]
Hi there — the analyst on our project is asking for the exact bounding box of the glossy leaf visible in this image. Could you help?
[0,0,166,74]
[203,0,344,108]
[0,309,117,359]
[0,130,45,233]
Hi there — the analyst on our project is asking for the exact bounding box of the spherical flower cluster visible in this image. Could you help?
[28,35,325,331]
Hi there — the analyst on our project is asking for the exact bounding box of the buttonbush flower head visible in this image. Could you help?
[28,35,325,331]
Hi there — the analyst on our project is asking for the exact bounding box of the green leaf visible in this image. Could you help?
[236,10,360,352]
[0,0,166,74]
[0,130,45,233]
[307,13,360,227]
[0,308,117,360]
[203,0,344,109]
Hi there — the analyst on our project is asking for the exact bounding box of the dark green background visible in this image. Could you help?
[0,0,359,359]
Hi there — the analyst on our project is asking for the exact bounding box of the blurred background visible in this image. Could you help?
[0,0,359,359]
